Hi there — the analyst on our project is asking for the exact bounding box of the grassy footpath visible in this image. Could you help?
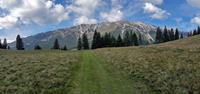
[70,51,153,94]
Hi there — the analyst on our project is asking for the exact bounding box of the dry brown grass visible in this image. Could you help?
[95,35,200,94]
[0,50,81,94]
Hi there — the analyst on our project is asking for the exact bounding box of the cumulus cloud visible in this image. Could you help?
[100,0,123,22]
[142,0,163,5]
[143,3,170,19]
[191,16,200,25]
[68,0,102,25]
[0,0,69,29]
[187,0,200,8]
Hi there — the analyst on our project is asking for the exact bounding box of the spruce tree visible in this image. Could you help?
[193,29,197,35]
[123,31,131,46]
[16,35,24,50]
[34,45,42,50]
[96,32,102,48]
[77,37,82,50]
[61,45,67,50]
[0,39,2,49]
[132,33,139,46]
[53,38,60,49]
[163,26,170,42]
[116,34,123,47]
[155,27,163,43]
[175,28,179,40]
[82,33,89,50]
[2,38,7,49]
[180,33,184,39]
[92,30,98,49]
[170,28,175,41]
[198,26,200,34]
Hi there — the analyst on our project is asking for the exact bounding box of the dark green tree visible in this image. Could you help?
[175,28,179,40]
[180,33,184,39]
[82,33,89,50]
[155,27,163,43]
[198,26,200,34]
[2,38,7,49]
[163,26,170,42]
[16,35,24,50]
[61,45,68,50]
[34,45,42,50]
[116,34,123,47]
[77,37,82,50]
[132,33,139,46]
[193,29,197,35]
[123,31,131,46]
[96,32,102,48]
[0,39,2,49]
[53,38,60,49]
[92,30,98,49]
[169,28,175,41]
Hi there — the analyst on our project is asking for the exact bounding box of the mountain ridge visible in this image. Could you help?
[9,21,157,49]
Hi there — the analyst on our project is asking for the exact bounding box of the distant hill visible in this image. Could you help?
[9,21,157,49]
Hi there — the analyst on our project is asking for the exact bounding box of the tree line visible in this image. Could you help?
[187,26,200,37]
[1,26,199,50]
[155,26,183,43]
[77,30,140,50]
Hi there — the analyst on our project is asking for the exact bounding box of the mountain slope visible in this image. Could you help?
[9,21,156,49]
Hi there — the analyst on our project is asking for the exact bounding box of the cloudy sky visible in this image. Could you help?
[0,0,200,42]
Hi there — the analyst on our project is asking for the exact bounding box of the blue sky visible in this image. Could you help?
[0,0,200,42]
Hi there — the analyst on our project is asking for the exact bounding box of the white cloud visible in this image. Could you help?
[191,16,200,25]
[101,9,123,22]
[143,3,170,19]
[0,0,69,29]
[100,0,123,22]
[68,0,102,25]
[74,16,97,25]
[187,0,200,8]
[142,0,163,5]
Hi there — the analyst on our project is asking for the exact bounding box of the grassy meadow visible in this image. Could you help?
[95,35,200,94]
[0,35,199,94]
[0,50,81,94]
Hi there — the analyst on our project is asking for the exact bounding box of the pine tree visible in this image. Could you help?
[193,29,197,35]
[180,33,184,39]
[132,33,139,46]
[116,34,123,47]
[175,28,180,40]
[155,27,163,43]
[123,31,131,46]
[77,37,82,50]
[92,30,98,49]
[138,33,143,45]
[61,45,68,50]
[53,38,60,49]
[2,38,7,49]
[82,33,89,50]
[96,32,102,48]
[0,39,2,49]
[16,35,24,50]
[163,26,170,42]
[111,35,116,47]
[34,45,42,50]
[198,26,200,34]
[169,28,175,41]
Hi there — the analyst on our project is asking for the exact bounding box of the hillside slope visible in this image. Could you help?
[95,35,200,93]
[9,21,156,49]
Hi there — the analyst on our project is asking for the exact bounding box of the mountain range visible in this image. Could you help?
[9,21,157,49]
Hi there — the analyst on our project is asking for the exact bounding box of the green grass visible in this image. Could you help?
[70,51,153,94]
[0,50,81,94]
[95,36,200,94]
[0,35,200,94]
